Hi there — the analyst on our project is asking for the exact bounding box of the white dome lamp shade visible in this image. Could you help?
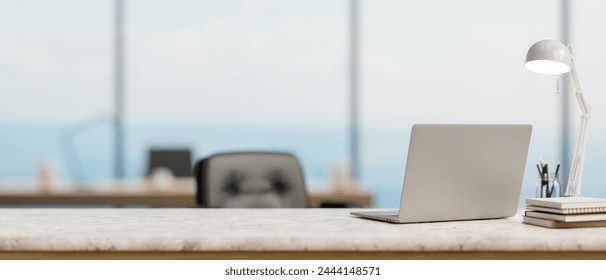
[525,39,572,74]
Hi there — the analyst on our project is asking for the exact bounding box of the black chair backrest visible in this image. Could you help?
[193,152,308,208]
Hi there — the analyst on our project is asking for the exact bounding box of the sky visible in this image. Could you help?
[0,0,585,127]
[2,0,605,128]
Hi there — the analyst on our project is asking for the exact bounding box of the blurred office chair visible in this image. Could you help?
[146,148,193,178]
[193,152,309,208]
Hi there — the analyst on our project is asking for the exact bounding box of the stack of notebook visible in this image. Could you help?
[523,197,606,228]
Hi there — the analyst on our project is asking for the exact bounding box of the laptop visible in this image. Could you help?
[351,124,532,223]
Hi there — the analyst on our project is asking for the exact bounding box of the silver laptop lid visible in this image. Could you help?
[397,124,532,223]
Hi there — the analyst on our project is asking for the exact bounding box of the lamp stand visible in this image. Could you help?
[565,52,591,196]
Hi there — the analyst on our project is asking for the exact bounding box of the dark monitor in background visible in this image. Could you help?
[146,148,193,178]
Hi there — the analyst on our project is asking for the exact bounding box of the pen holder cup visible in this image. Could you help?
[536,173,560,198]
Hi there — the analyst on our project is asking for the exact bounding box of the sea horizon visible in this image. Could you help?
[2,122,606,208]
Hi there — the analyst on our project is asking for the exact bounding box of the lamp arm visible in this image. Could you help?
[570,61,591,116]
[565,61,591,196]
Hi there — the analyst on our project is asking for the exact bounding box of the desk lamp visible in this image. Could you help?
[525,39,591,196]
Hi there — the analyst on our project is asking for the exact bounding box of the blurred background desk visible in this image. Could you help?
[0,180,372,208]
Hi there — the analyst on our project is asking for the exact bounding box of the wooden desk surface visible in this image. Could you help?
[0,180,372,208]
[1,208,606,260]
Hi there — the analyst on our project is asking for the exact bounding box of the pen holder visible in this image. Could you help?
[536,173,560,198]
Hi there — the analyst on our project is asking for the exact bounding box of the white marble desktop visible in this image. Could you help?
[0,208,605,252]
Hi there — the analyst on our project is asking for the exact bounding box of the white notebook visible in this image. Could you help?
[523,215,606,228]
[525,210,606,222]
[526,205,606,214]
[526,197,606,209]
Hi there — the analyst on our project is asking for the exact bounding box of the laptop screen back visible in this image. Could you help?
[397,124,532,223]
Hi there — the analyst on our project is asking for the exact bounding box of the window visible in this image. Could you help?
[0,1,112,182]
[361,1,560,207]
